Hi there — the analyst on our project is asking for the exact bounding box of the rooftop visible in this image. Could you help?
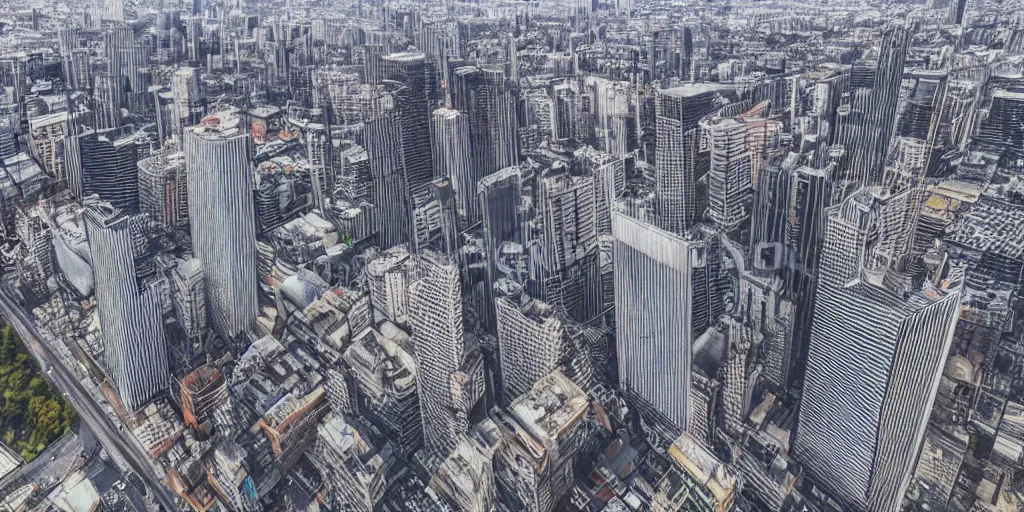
[946,199,1024,261]
[659,83,723,98]
[188,110,244,139]
[509,371,589,441]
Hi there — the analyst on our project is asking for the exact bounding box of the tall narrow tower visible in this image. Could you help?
[84,200,169,412]
[184,112,258,338]
[409,252,468,470]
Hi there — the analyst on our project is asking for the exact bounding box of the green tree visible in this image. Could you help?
[0,323,76,462]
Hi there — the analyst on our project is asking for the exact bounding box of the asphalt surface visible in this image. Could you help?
[0,285,180,510]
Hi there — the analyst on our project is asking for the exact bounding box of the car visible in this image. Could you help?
[49,455,55,461]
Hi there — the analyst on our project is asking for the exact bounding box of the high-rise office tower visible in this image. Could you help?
[975,89,1024,172]
[794,189,962,512]
[120,41,153,114]
[68,49,92,92]
[749,161,791,274]
[28,112,69,184]
[450,66,519,201]
[306,123,333,211]
[431,108,475,224]
[847,25,910,186]
[889,70,948,186]
[93,73,126,130]
[478,167,523,330]
[382,53,434,205]
[173,67,204,137]
[535,168,601,323]
[430,177,460,257]
[102,0,126,23]
[79,127,139,212]
[704,118,753,235]
[84,200,170,412]
[577,148,626,236]
[786,164,833,388]
[655,85,721,235]
[897,71,948,144]
[613,208,706,430]
[364,86,410,248]
[152,87,176,144]
[185,17,202,62]
[169,257,206,340]
[184,113,258,338]
[408,251,468,469]
[58,26,84,90]
[952,0,969,25]
[495,295,566,403]
[366,247,411,326]
[102,24,133,71]
[552,84,576,141]
[138,149,188,229]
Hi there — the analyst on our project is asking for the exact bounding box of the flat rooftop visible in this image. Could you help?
[659,83,723,98]
[509,371,588,440]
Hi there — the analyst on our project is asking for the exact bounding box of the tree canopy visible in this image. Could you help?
[0,325,77,461]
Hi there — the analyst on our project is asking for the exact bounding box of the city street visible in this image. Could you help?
[0,284,179,510]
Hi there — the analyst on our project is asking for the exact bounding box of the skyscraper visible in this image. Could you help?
[28,112,69,184]
[847,25,910,186]
[478,166,523,330]
[184,112,258,338]
[450,66,519,199]
[975,89,1024,172]
[654,85,721,235]
[93,73,125,130]
[535,167,600,322]
[79,127,139,212]
[786,164,833,388]
[138,148,188,229]
[84,200,169,412]
[576,147,626,236]
[952,0,969,25]
[613,208,706,430]
[382,52,434,205]
[704,117,753,235]
[173,67,204,137]
[306,123,333,211]
[431,108,475,224]
[364,86,410,248]
[794,189,962,512]
[495,295,566,403]
[408,251,468,469]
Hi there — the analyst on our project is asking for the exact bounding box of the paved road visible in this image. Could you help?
[0,286,179,510]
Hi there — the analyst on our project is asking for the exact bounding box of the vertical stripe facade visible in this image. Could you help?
[365,97,410,249]
[184,125,258,338]
[612,210,694,429]
[430,108,474,224]
[383,53,434,205]
[654,87,719,235]
[847,26,909,186]
[478,167,522,330]
[84,202,169,412]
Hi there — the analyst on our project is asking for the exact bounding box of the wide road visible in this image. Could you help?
[0,286,179,511]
